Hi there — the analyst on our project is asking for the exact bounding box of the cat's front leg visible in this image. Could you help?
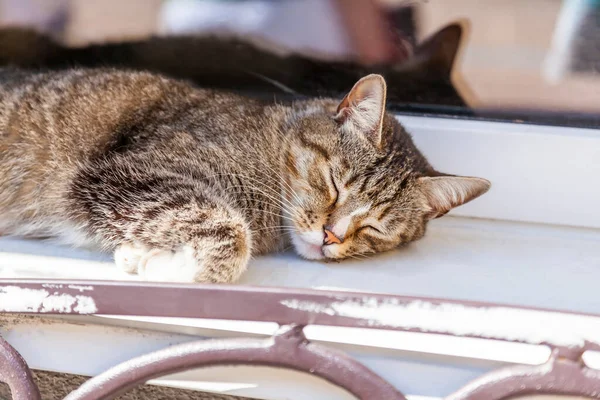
[111,200,252,284]
[70,162,253,283]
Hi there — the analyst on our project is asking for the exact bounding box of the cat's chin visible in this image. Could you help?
[290,231,326,260]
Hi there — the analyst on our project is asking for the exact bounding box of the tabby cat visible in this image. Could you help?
[0,68,489,283]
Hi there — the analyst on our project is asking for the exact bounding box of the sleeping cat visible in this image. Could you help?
[0,68,489,283]
[0,22,466,108]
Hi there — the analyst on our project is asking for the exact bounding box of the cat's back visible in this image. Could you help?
[0,67,271,185]
[0,67,187,146]
[0,68,214,221]
[0,67,279,243]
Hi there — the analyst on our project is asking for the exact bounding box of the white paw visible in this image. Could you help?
[138,245,203,283]
[114,244,205,283]
[114,243,149,274]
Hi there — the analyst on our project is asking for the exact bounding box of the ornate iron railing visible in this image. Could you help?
[1,279,600,399]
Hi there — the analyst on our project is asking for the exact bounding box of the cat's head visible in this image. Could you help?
[284,74,490,260]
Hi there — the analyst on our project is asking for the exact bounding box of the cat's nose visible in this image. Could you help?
[323,226,342,245]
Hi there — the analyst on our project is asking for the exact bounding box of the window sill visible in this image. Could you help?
[2,216,598,313]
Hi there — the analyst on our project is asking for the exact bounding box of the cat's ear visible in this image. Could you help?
[408,22,464,77]
[334,74,387,148]
[418,175,491,219]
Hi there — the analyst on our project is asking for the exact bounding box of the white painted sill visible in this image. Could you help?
[398,114,600,229]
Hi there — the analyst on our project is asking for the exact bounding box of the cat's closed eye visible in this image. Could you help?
[356,225,384,235]
[328,169,340,205]
[364,225,384,234]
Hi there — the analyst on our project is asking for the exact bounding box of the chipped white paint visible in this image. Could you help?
[1,286,50,312]
[73,296,98,314]
[42,283,64,289]
[0,286,98,314]
[281,298,600,348]
[42,293,81,313]
[68,284,94,292]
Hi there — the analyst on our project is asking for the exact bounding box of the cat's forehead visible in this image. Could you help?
[296,118,368,157]
[296,106,405,171]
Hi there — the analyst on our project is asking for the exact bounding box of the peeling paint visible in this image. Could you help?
[0,286,98,314]
[68,285,94,292]
[41,284,64,289]
[281,298,600,348]
[74,295,97,313]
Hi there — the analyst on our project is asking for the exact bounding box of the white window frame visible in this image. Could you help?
[397,114,600,229]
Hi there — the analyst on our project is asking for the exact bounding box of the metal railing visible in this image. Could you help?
[1,279,600,399]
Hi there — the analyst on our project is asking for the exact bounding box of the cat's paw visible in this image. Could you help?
[114,243,149,274]
[114,241,246,283]
[138,245,203,283]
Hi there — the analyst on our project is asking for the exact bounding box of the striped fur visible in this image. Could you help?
[0,69,490,283]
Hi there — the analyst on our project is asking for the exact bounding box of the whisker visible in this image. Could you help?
[203,172,291,207]
[239,207,295,223]
[225,182,297,214]
[250,155,304,206]
[251,226,298,233]
[207,172,299,212]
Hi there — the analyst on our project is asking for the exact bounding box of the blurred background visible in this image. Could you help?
[0,0,599,125]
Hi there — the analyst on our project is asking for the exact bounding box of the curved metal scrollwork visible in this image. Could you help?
[3,279,600,399]
[0,336,41,400]
[4,328,600,400]
[448,349,600,399]
[63,325,407,400]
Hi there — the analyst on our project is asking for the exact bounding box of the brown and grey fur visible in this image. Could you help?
[0,68,490,283]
